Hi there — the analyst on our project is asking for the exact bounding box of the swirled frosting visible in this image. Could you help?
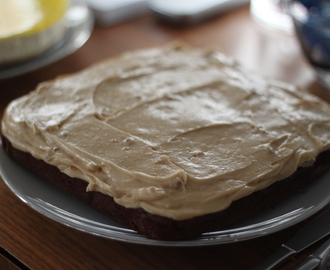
[2,43,330,220]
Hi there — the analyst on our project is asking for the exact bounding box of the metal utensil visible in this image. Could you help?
[294,237,330,270]
[251,209,330,270]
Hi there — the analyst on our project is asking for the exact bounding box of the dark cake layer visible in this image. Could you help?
[2,133,330,240]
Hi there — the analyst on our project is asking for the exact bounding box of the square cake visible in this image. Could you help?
[2,43,330,240]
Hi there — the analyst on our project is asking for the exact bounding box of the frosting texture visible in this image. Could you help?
[2,43,330,220]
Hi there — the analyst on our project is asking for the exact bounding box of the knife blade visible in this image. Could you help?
[251,208,330,270]
[294,237,330,270]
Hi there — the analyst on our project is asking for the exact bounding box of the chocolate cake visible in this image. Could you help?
[2,43,330,240]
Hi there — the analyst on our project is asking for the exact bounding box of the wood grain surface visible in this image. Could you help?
[1,5,330,270]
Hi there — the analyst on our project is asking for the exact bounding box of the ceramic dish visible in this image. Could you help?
[0,0,94,80]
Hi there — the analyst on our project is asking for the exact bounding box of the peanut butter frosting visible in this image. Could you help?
[2,43,330,220]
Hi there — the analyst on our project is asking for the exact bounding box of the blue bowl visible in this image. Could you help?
[286,0,330,87]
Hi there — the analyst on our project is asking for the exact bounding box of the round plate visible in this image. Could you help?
[0,141,330,246]
[0,0,94,80]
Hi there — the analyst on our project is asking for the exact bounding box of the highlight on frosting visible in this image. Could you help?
[2,43,330,220]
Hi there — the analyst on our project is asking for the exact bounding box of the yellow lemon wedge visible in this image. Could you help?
[0,0,68,67]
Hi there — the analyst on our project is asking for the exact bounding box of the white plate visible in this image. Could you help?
[0,0,94,80]
[1,140,330,246]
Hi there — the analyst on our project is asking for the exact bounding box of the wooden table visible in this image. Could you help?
[1,5,330,270]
